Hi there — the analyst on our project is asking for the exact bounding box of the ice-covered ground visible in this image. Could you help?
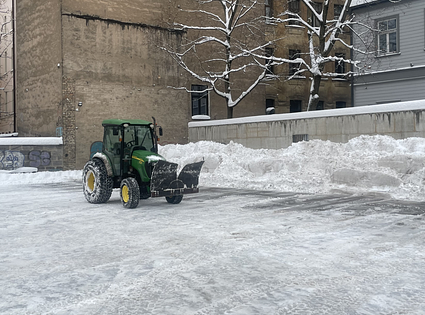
[2,135,425,201]
[1,135,425,314]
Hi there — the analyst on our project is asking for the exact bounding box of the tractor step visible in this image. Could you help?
[150,160,204,197]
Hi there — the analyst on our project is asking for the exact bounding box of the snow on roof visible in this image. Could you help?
[189,100,425,128]
[0,137,63,146]
[351,0,388,8]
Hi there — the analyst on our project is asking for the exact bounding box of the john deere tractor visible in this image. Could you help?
[83,118,204,208]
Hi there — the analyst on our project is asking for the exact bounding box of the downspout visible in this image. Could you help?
[12,0,17,132]
[349,6,354,107]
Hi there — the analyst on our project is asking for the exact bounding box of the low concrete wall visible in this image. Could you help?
[188,100,425,149]
[0,137,63,171]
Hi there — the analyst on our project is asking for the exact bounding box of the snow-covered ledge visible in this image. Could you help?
[189,100,425,128]
[0,137,63,145]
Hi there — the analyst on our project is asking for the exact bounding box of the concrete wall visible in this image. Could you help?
[0,138,63,171]
[16,0,63,137]
[188,100,425,149]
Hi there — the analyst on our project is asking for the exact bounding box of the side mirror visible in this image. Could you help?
[159,127,163,136]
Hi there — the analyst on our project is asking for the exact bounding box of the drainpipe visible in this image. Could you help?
[349,6,354,107]
[12,0,17,132]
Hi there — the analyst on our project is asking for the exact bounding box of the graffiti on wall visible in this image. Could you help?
[29,151,51,168]
[90,141,103,158]
[0,150,52,170]
[0,150,25,170]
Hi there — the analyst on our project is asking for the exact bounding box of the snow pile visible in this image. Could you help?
[159,135,425,201]
[0,170,82,185]
[1,135,425,201]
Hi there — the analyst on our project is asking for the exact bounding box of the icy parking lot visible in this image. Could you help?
[1,182,425,315]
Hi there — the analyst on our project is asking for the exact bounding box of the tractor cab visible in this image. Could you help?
[102,119,162,179]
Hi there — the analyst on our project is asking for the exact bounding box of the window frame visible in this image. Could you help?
[265,0,273,24]
[265,47,274,75]
[333,4,343,20]
[376,15,399,56]
[290,100,302,112]
[336,101,346,108]
[191,84,209,116]
[309,1,322,27]
[289,49,302,76]
[335,53,346,76]
[288,0,301,25]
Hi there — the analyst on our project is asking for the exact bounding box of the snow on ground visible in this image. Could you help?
[1,135,425,201]
[1,135,425,314]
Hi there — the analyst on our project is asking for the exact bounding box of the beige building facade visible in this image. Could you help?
[16,0,269,170]
[16,0,353,170]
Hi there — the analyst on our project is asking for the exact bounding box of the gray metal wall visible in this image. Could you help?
[352,0,425,106]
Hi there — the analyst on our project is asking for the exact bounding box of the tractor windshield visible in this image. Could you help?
[123,125,155,153]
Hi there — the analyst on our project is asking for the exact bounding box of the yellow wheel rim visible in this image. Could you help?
[122,185,129,203]
[87,171,95,192]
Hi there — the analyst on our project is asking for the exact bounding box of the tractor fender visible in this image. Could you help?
[92,152,113,177]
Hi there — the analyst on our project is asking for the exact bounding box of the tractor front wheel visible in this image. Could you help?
[166,195,183,204]
[83,159,113,204]
[120,177,140,209]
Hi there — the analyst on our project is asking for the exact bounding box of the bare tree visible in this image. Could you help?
[162,0,285,119]
[274,0,372,111]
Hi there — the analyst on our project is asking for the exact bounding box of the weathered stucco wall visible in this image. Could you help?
[16,0,63,137]
[188,101,425,149]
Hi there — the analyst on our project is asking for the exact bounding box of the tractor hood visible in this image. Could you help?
[132,150,165,164]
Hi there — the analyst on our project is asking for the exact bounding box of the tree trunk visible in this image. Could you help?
[307,75,322,111]
[227,106,233,119]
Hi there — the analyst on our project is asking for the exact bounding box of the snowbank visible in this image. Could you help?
[159,135,425,201]
[1,135,425,201]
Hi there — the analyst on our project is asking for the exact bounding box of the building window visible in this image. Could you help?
[191,85,209,116]
[335,53,346,76]
[309,1,322,27]
[334,4,343,19]
[336,101,346,108]
[265,0,273,23]
[377,16,398,55]
[289,49,301,76]
[316,101,324,110]
[290,100,302,112]
[266,99,275,114]
[288,0,300,25]
[265,47,274,75]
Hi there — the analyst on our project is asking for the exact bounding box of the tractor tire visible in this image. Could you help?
[120,177,140,209]
[166,195,183,204]
[83,159,113,204]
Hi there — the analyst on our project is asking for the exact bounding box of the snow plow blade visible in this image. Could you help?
[150,160,204,197]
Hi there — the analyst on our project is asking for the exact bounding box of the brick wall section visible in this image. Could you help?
[62,77,76,170]
[0,144,63,171]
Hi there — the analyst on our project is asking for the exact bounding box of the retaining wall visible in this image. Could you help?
[188,100,425,149]
[0,137,63,171]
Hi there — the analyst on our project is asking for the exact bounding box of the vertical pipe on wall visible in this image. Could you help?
[12,0,17,132]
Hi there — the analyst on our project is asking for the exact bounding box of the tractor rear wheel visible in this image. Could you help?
[83,159,113,204]
[120,177,140,208]
[166,195,183,204]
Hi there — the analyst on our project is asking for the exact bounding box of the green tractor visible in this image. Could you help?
[82,118,204,208]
